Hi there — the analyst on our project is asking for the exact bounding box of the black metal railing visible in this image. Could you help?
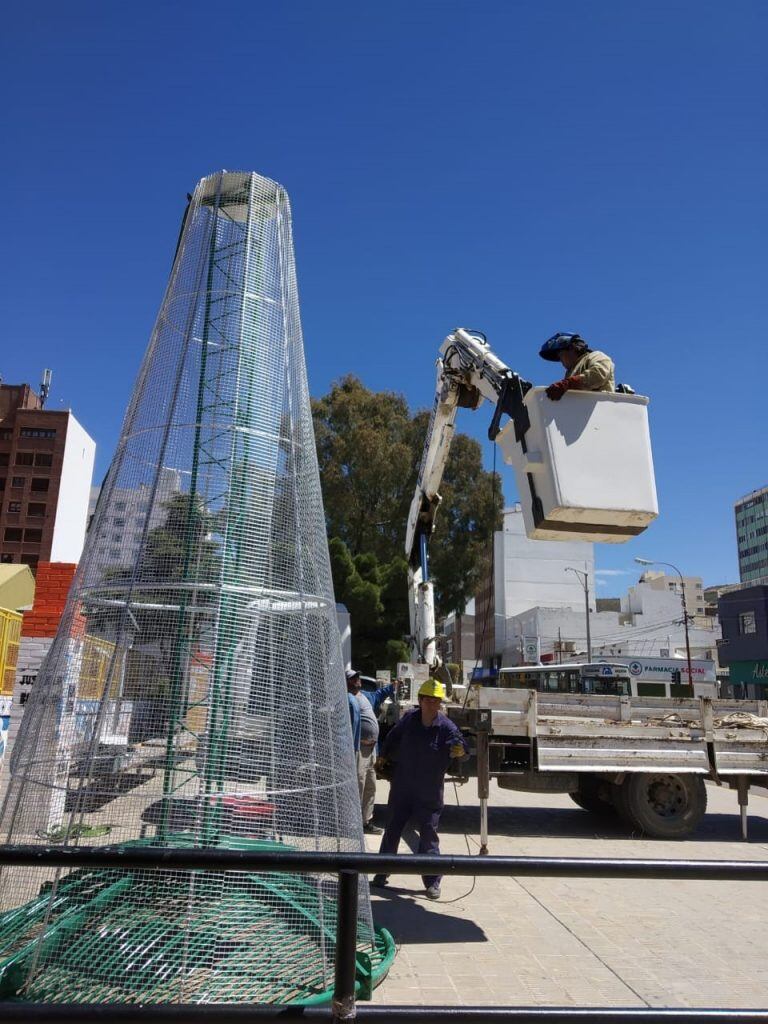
[1,845,768,1023]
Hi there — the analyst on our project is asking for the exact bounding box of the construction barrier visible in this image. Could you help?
[0,607,22,765]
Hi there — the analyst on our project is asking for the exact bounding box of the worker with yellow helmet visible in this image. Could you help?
[372,677,467,900]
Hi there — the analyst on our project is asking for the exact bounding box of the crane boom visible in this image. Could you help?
[406,328,531,668]
[405,328,658,675]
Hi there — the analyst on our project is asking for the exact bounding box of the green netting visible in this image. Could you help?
[0,839,395,1004]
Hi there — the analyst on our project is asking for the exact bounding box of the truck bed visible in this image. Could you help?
[447,689,768,777]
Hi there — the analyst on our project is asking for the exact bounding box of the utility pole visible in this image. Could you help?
[565,565,592,662]
[635,557,694,694]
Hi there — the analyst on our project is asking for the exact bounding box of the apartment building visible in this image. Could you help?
[735,485,768,586]
[0,384,95,568]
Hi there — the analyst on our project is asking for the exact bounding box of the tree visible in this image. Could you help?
[313,376,502,670]
[328,537,410,673]
[312,376,414,560]
[86,492,221,698]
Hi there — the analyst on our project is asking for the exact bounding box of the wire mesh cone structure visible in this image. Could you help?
[0,170,394,1004]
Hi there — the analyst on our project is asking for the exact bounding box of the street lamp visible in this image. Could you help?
[635,557,694,693]
[565,566,592,662]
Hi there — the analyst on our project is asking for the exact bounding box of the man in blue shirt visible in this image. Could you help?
[372,678,467,900]
[348,687,361,753]
[347,669,397,834]
[361,679,396,717]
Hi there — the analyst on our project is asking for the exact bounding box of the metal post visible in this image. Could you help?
[333,870,359,1022]
[565,567,591,662]
[635,559,694,695]
[679,574,694,695]
[477,724,490,856]
[736,776,750,841]
[584,573,592,663]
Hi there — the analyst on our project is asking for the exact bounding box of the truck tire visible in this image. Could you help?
[614,773,707,838]
[569,776,616,816]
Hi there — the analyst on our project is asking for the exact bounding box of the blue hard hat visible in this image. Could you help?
[539,332,585,361]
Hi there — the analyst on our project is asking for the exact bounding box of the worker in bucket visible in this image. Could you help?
[539,332,615,400]
[371,679,467,900]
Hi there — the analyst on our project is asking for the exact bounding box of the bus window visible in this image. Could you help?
[582,677,630,696]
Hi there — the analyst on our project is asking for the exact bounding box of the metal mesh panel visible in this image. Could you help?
[0,171,387,1004]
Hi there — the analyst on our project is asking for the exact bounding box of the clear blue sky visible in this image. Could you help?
[1,1,765,590]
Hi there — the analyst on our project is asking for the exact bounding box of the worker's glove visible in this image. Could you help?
[545,379,570,400]
[449,743,466,760]
[374,756,393,780]
[545,375,584,401]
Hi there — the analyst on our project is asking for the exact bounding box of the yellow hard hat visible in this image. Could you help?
[417,678,447,700]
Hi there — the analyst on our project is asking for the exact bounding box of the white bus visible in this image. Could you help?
[498,660,715,698]
[497,662,632,696]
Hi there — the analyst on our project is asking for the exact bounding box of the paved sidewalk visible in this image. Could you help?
[367,779,768,1009]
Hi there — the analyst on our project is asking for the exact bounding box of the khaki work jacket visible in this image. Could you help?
[570,350,615,392]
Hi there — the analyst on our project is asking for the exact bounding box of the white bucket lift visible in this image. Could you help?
[496,387,658,543]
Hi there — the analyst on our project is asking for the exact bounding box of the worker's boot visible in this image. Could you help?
[425,883,441,900]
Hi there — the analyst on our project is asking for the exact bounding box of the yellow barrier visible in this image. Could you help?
[0,607,22,698]
[78,634,124,700]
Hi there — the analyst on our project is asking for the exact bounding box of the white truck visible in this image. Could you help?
[399,328,768,842]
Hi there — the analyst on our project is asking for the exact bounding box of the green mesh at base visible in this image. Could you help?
[0,839,395,1005]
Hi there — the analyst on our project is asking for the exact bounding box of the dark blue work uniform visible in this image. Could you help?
[378,707,467,888]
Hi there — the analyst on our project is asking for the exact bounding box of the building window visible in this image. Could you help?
[15,452,34,466]
[27,502,46,517]
[7,502,21,513]
[0,454,8,467]
[30,478,49,492]
[19,428,56,438]
[739,611,757,635]
[23,529,42,543]
[115,501,126,511]
[113,518,126,527]
[0,429,11,440]
[0,554,13,563]
[34,453,53,468]
[4,528,22,542]
[11,477,24,488]
[0,479,4,491]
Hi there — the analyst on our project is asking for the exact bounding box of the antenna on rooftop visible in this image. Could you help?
[39,368,52,408]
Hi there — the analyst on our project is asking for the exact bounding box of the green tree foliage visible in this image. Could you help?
[328,537,410,673]
[313,376,503,673]
[87,493,221,697]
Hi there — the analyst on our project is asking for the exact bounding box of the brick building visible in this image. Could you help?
[0,383,95,569]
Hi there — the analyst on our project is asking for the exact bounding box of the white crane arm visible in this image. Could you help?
[406,328,530,668]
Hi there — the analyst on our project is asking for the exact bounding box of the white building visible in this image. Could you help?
[48,414,96,563]
[88,467,182,567]
[492,505,595,658]
[503,579,721,668]
[637,570,709,626]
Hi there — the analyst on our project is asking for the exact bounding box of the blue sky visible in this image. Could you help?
[1,1,765,589]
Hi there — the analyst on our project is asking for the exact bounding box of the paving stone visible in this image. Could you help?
[371,778,768,1008]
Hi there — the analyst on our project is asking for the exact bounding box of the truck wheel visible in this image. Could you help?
[569,776,615,816]
[615,773,707,838]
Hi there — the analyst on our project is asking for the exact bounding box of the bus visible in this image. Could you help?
[497,662,633,697]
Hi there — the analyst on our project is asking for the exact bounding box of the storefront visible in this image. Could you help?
[598,654,717,697]
[725,660,768,700]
